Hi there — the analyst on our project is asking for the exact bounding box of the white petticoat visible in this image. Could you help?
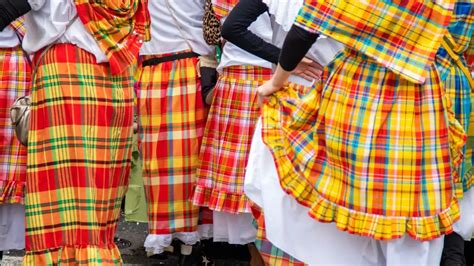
[244,119,445,265]
[145,224,213,255]
[0,203,25,251]
[212,211,257,245]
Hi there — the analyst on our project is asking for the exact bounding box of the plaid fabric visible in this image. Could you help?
[74,0,150,75]
[262,49,465,241]
[8,17,26,38]
[0,43,30,204]
[296,0,454,84]
[137,52,206,236]
[255,214,306,266]
[212,0,239,19]
[24,44,134,265]
[0,18,30,204]
[437,1,474,194]
[192,66,271,214]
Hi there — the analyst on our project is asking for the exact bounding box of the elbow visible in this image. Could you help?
[221,21,239,43]
[220,22,232,41]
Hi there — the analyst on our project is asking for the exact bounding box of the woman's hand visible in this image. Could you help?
[257,79,283,97]
[293,57,323,81]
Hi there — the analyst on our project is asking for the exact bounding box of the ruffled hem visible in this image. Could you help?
[24,244,122,265]
[144,232,201,255]
[445,93,468,199]
[0,180,25,204]
[192,185,251,214]
[307,193,460,241]
[262,78,466,241]
[261,84,322,209]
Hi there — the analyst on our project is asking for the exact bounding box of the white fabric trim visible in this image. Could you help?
[198,224,213,240]
[212,211,256,245]
[453,188,474,240]
[0,204,25,251]
[144,232,201,255]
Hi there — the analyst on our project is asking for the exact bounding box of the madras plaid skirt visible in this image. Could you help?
[24,44,134,265]
[0,46,30,204]
[192,66,272,213]
[262,49,465,241]
[137,53,206,237]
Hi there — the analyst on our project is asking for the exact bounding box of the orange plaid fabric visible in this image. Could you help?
[137,53,206,238]
[24,44,134,265]
[192,66,271,213]
[74,0,150,75]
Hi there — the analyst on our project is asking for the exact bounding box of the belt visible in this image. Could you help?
[142,51,200,67]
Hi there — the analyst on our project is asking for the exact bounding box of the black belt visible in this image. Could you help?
[142,52,200,67]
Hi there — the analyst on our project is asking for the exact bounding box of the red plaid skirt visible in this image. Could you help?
[0,46,31,204]
[192,66,271,213]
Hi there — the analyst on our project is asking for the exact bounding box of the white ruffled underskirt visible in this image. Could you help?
[145,224,214,254]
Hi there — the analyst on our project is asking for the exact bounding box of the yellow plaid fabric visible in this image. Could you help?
[296,0,455,84]
[263,48,465,240]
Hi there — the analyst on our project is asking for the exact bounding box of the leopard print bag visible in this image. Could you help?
[203,0,222,46]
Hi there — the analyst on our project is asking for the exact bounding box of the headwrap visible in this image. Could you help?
[74,0,151,74]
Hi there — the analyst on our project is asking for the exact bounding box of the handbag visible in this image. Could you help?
[203,0,222,46]
[9,16,78,146]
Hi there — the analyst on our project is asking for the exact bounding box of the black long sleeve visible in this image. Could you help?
[221,0,280,64]
[0,0,31,31]
[279,25,319,71]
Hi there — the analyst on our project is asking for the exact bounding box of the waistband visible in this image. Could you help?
[221,65,272,81]
[142,51,199,67]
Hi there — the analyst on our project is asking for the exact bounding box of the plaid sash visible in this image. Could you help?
[296,0,455,84]
[8,17,26,39]
[74,0,151,74]
[212,0,239,19]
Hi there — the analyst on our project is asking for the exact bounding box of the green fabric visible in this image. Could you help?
[125,133,148,222]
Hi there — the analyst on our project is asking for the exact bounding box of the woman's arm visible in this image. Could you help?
[221,0,280,64]
[258,24,319,96]
[0,0,30,30]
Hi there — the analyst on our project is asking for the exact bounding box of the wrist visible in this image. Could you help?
[270,77,284,90]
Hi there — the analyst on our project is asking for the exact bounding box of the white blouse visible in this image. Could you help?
[23,0,107,63]
[140,0,214,56]
[0,27,20,48]
[218,14,273,72]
